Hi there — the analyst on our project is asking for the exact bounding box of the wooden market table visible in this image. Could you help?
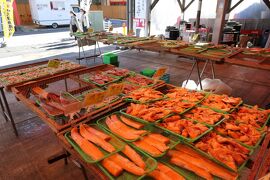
[11,64,125,133]
[54,89,270,180]
[225,49,270,71]
[0,60,86,136]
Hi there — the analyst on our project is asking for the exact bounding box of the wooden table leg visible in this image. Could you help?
[0,87,18,136]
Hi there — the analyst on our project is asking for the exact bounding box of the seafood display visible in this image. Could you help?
[125,88,164,103]
[83,72,118,85]
[166,87,205,102]
[125,103,172,122]
[103,67,130,77]
[184,107,224,125]
[101,145,149,177]
[68,124,126,163]
[125,74,154,86]
[0,61,81,86]
[132,133,171,157]
[33,87,120,120]
[168,144,238,180]
[195,132,250,171]
[152,99,195,114]
[158,115,209,140]
[215,119,264,146]
[122,82,141,94]
[105,114,147,140]
[33,88,80,117]
[201,94,242,112]
[148,162,185,180]
[231,105,270,128]
[71,127,104,160]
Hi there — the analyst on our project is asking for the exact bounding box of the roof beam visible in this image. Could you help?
[227,0,244,13]
[177,0,184,12]
[184,0,195,12]
[150,0,160,11]
[263,0,270,9]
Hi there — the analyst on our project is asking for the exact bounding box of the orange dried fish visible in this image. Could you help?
[231,105,270,128]
[158,115,209,139]
[195,132,250,171]
[215,119,263,146]
[184,107,223,125]
[201,94,241,112]
[152,99,195,114]
[126,103,172,122]
[126,88,163,102]
[166,87,205,102]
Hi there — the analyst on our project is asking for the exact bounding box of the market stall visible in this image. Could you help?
[1,33,270,179]
[50,69,270,180]
[1,60,269,179]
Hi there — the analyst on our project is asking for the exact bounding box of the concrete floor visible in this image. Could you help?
[1,28,270,179]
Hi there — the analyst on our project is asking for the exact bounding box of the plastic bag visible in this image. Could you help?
[181,80,198,90]
[199,78,232,95]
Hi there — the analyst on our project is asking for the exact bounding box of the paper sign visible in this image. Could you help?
[106,83,124,97]
[48,60,60,68]
[83,91,106,107]
[153,67,167,79]
[63,102,82,115]
[134,18,145,28]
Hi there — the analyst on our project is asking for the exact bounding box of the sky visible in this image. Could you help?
[150,0,266,35]
[182,0,262,20]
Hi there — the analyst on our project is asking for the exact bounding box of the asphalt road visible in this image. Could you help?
[0,26,118,68]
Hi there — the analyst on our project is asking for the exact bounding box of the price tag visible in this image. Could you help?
[106,83,124,97]
[48,60,60,68]
[63,102,82,115]
[152,67,167,79]
[83,91,106,107]
[88,28,94,33]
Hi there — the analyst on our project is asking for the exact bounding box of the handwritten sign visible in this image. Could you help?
[83,91,106,107]
[48,60,60,68]
[106,83,124,97]
[135,0,147,19]
[153,67,167,79]
[63,101,82,115]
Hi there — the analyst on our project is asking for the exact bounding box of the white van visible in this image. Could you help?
[29,0,80,28]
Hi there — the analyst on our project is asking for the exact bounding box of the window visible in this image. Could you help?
[73,7,80,13]
[50,1,65,10]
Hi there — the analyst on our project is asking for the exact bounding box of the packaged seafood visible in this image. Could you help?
[65,124,125,163]
[156,115,211,142]
[97,144,157,180]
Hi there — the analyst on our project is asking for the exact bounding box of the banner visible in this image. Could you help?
[135,0,147,19]
[0,0,15,40]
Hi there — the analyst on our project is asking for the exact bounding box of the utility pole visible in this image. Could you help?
[212,0,230,44]
[195,0,202,33]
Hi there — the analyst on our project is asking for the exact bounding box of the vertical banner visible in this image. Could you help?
[0,0,15,40]
[134,0,150,37]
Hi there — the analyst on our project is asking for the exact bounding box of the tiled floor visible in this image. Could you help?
[0,47,269,179]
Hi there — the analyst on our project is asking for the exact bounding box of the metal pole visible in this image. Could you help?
[184,58,196,87]
[129,0,134,32]
[195,0,202,33]
[196,60,203,90]
[126,0,130,32]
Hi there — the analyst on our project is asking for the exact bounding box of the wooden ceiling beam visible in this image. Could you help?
[150,0,160,11]
[263,0,270,9]
[227,0,245,13]
[184,0,195,12]
[177,0,184,12]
